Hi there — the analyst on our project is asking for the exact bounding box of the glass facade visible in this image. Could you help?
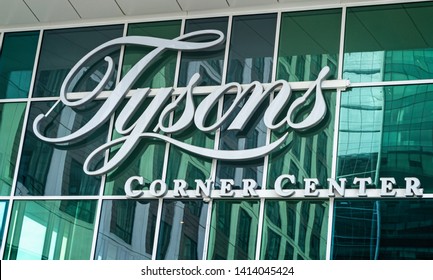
[95,199,158,260]
[33,25,123,97]
[1,1,433,260]
[0,32,39,99]
[123,21,181,89]
[3,200,96,260]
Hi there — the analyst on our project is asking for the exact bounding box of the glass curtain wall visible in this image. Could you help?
[333,1,433,259]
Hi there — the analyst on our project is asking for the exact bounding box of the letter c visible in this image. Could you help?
[125,176,145,198]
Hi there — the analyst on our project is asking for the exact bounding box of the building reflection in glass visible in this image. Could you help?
[332,200,433,259]
[216,94,267,189]
[337,85,433,191]
[122,21,181,89]
[277,9,340,82]
[166,96,214,189]
[343,2,433,83]
[17,101,108,196]
[178,17,228,87]
[207,200,260,260]
[226,14,276,84]
[267,91,335,189]
[337,87,383,184]
[0,103,26,195]
[105,98,167,195]
[156,200,208,260]
[95,199,158,260]
[4,200,97,260]
[261,200,328,260]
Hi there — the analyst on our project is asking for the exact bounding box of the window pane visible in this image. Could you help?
[0,31,39,98]
[0,200,9,251]
[207,200,259,260]
[95,199,158,260]
[123,21,181,89]
[33,25,123,97]
[277,9,341,82]
[178,17,228,87]
[337,85,433,192]
[337,87,382,182]
[166,96,214,190]
[17,101,108,196]
[267,91,336,189]
[344,2,433,82]
[0,103,26,195]
[226,14,277,84]
[260,200,328,260]
[332,200,433,259]
[104,98,167,195]
[216,93,268,189]
[3,200,97,260]
[156,200,208,260]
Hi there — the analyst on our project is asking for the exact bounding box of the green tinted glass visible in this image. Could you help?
[166,96,214,190]
[216,93,268,189]
[207,200,259,260]
[104,97,167,195]
[0,200,8,250]
[344,2,433,82]
[17,101,108,196]
[3,200,97,260]
[123,21,181,89]
[267,91,336,189]
[178,17,228,87]
[95,199,158,259]
[337,85,433,192]
[156,200,208,260]
[277,9,341,82]
[0,102,26,196]
[332,200,433,259]
[260,200,328,260]
[0,32,39,99]
[226,14,277,84]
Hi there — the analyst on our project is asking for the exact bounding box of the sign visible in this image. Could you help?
[32,29,423,199]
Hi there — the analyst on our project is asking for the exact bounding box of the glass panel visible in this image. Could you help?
[156,200,208,260]
[332,200,433,259]
[178,17,228,87]
[0,103,26,195]
[95,199,158,260]
[216,94,268,189]
[337,85,433,192]
[17,101,108,196]
[337,87,382,183]
[344,2,433,82]
[267,91,336,189]
[260,200,328,260]
[277,9,341,82]
[104,98,167,195]
[0,200,9,250]
[226,14,277,84]
[166,96,214,190]
[3,200,97,260]
[33,25,123,97]
[0,31,39,98]
[207,200,259,260]
[123,21,181,89]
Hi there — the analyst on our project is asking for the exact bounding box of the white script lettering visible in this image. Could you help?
[33,30,331,176]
